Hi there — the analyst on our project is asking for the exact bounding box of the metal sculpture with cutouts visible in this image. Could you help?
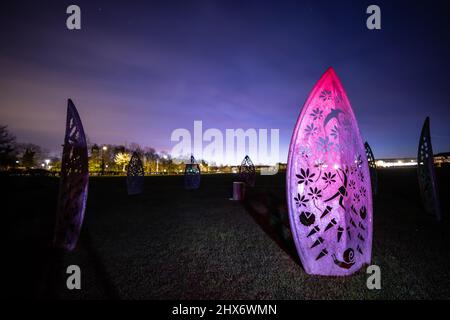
[54,99,89,251]
[286,67,373,276]
[417,117,441,221]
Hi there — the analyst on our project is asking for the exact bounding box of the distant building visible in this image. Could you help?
[434,152,450,167]
[375,158,417,168]
[375,153,450,168]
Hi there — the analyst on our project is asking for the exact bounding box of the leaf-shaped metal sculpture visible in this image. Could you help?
[54,99,89,251]
[287,67,373,276]
[239,155,256,187]
[417,117,441,221]
[364,141,378,196]
[127,152,144,195]
[184,155,201,189]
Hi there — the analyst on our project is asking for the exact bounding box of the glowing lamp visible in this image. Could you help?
[287,67,373,276]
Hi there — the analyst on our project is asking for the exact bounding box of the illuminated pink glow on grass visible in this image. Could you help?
[286,67,373,276]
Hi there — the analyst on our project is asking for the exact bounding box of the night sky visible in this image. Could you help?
[1,0,450,163]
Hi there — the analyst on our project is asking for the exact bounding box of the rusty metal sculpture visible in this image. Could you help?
[364,142,378,196]
[127,152,144,195]
[239,155,256,187]
[417,117,441,221]
[54,99,89,251]
[184,155,201,189]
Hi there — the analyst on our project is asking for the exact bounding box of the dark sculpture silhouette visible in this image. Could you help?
[364,141,378,196]
[127,152,144,195]
[417,117,441,221]
[239,155,256,187]
[53,99,89,251]
[184,155,201,189]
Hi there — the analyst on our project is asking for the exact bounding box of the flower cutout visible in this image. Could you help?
[334,92,343,104]
[330,125,339,139]
[359,186,367,198]
[308,187,322,200]
[296,168,315,186]
[298,146,311,158]
[317,136,333,153]
[354,154,363,167]
[305,123,318,136]
[294,194,309,208]
[310,108,323,120]
[319,90,332,101]
[322,172,336,185]
[358,171,364,182]
[353,193,360,203]
[349,179,356,190]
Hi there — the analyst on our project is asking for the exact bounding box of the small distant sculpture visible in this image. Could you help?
[127,152,144,195]
[417,117,441,221]
[364,141,378,196]
[184,155,201,189]
[239,155,256,187]
[286,67,373,276]
[54,99,89,251]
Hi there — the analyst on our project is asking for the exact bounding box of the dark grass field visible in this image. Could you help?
[3,168,450,299]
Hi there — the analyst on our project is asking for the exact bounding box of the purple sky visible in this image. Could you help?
[1,0,450,163]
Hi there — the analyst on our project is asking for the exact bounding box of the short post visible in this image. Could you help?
[232,181,245,201]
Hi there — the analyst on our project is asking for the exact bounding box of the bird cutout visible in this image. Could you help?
[350,218,357,228]
[316,249,329,261]
[320,205,333,219]
[311,237,324,249]
[324,108,344,128]
[324,218,337,232]
[307,225,320,237]
[358,222,365,231]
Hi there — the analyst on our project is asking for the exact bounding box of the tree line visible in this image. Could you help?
[0,125,220,174]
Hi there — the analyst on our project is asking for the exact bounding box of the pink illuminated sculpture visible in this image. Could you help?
[287,67,373,276]
[54,99,89,251]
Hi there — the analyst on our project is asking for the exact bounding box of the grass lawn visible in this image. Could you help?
[4,168,450,299]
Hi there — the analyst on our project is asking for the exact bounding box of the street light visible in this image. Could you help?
[45,159,50,169]
[101,145,107,175]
